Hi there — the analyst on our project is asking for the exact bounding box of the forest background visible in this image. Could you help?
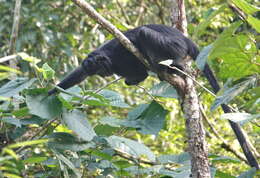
[0,0,259,177]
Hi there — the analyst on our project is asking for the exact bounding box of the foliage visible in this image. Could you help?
[0,0,259,177]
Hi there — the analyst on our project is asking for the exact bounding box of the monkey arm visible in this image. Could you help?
[48,66,89,95]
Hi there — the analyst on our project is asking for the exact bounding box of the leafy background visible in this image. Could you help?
[0,0,259,177]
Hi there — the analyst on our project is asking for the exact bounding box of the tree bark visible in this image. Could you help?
[171,0,210,177]
[71,0,211,177]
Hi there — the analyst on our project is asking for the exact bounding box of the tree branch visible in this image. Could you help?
[71,0,210,177]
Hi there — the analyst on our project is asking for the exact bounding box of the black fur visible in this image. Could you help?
[48,24,259,169]
[48,24,197,94]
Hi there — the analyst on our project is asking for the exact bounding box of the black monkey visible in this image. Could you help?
[48,24,259,169]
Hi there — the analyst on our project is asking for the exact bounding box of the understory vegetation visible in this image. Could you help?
[0,0,259,177]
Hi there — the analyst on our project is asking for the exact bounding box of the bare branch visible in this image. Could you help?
[0,54,18,63]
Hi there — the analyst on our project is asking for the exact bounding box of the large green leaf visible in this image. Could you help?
[62,109,96,141]
[47,132,95,151]
[100,102,167,135]
[26,92,62,119]
[231,0,259,15]
[211,34,259,79]
[41,63,55,80]
[237,168,257,178]
[94,124,119,136]
[220,113,260,125]
[125,165,191,177]
[1,117,22,127]
[23,157,47,164]
[150,81,178,98]
[215,170,235,178]
[157,152,191,164]
[194,4,226,37]
[107,136,155,162]
[98,89,130,108]
[55,152,81,178]
[211,77,257,110]
[128,101,167,134]
[247,15,260,33]
[0,78,36,97]
[195,44,213,70]
[210,155,240,164]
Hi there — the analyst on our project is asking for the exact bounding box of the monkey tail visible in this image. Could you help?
[48,66,88,95]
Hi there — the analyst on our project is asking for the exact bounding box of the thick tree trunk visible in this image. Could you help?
[171,0,210,177]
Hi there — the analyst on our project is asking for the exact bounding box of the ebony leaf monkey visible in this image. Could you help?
[48,24,259,169]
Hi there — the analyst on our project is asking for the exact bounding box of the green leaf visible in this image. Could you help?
[41,63,55,80]
[211,77,257,110]
[98,89,130,108]
[194,4,227,37]
[2,173,22,178]
[8,139,48,149]
[215,170,235,178]
[12,107,29,117]
[107,136,155,162]
[82,91,110,106]
[58,95,74,110]
[129,101,167,135]
[55,152,82,178]
[101,102,167,135]
[209,21,259,79]
[62,109,96,141]
[125,165,191,177]
[247,15,260,33]
[83,91,109,102]
[0,72,9,81]
[94,124,119,136]
[26,93,62,119]
[220,113,260,125]
[231,0,259,15]
[210,35,259,79]
[213,21,242,41]
[91,150,113,161]
[1,117,22,127]
[0,78,36,97]
[150,81,178,98]
[23,157,48,164]
[20,116,45,125]
[211,156,240,164]
[157,152,191,164]
[237,167,257,178]
[18,52,41,65]
[127,104,149,119]
[0,65,21,74]
[113,160,132,169]
[100,117,126,127]
[82,99,109,106]
[195,44,213,70]
[47,132,95,151]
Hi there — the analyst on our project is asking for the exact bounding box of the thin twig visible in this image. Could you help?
[16,119,57,153]
[115,0,131,25]
[134,0,145,26]
[199,104,247,162]
[53,85,83,99]
[84,76,123,100]
[136,84,163,104]
[169,65,216,97]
